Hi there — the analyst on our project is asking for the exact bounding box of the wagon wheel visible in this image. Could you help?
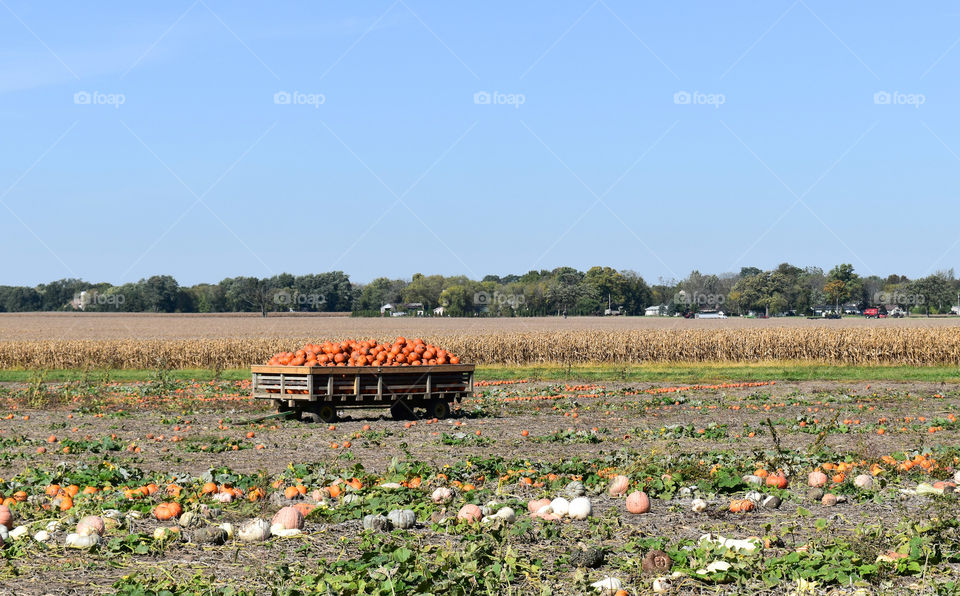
[301,403,338,423]
[427,399,451,420]
[390,400,415,421]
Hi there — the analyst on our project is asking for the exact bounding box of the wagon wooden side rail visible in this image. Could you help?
[251,364,475,422]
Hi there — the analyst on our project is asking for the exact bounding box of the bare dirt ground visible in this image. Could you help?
[1,312,958,340]
[0,378,958,594]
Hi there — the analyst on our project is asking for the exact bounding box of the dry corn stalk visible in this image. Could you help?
[1,327,958,368]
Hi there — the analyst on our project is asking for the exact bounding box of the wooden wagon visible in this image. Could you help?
[251,364,475,422]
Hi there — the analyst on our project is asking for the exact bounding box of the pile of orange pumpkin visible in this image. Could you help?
[266,337,461,367]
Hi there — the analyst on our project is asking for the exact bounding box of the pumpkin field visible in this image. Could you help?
[1,369,960,594]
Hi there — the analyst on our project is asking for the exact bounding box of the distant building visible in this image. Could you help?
[645,305,665,317]
[695,310,727,319]
[70,291,88,310]
[433,306,445,316]
[380,303,426,317]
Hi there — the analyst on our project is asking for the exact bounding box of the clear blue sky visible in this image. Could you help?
[2,1,958,286]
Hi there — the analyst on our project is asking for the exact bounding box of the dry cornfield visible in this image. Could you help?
[2,327,960,368]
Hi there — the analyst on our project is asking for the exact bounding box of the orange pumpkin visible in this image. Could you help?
[729,499,755,513]
[293,502,315,517]
[57,496,74,511]
[153,502,183,521]
[765,475,788,489]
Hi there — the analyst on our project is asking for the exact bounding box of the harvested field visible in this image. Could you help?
[0,377,958,594]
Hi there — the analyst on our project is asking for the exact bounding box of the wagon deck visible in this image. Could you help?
[251,364,474,422]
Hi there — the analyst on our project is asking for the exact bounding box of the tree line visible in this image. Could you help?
[0,264,957,316]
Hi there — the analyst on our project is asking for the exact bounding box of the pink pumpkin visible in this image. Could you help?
[0,505,12,530]
[457,504,483,523]
[527,498,551,514]
[530,511,561,521]
[272,506,304,530]
[608,475,629,497]
[625,491,650,514]
[76,515,105,537]
[808,471,827,488]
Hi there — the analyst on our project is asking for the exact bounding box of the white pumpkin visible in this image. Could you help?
[220,523,235,540]
[431,487,453,503]
[237,519,271,542]
[549,497,570,517]
[270,523,302,537]
[691,498,707,513]
[652,577,672,593]
[65,533,99,548]
[567,497,592,520]
[590,577,623,595]
[33,530,51,543]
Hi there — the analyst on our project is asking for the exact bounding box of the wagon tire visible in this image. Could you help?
[390,400,414,421]
[302,404,338,423]
[428,399,451,420]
